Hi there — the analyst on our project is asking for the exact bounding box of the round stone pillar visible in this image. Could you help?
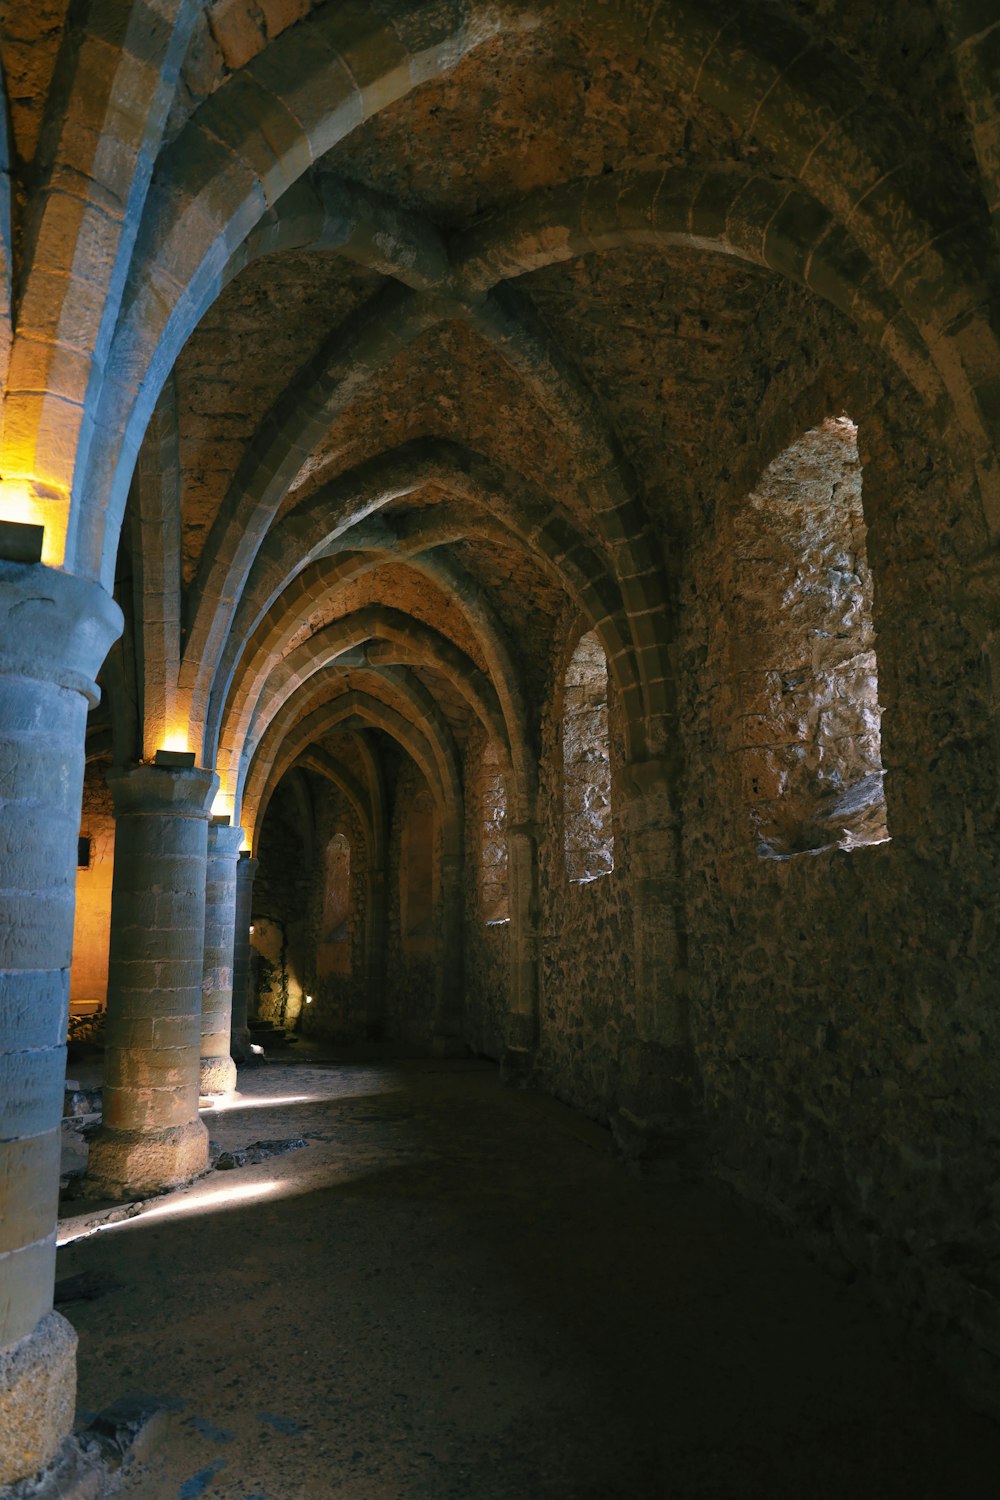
[0,561,122,1486]
[85,763,218,1198]
[199,821,245,1097]
[229,853,258,1063]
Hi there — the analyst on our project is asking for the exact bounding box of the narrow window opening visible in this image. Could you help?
[480,741,509,924]
[563,630,614,881]
[77,835,92,869]
[730,416,888,858]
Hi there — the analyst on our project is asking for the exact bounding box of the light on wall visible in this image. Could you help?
[211,788,234,820]
[305,995,313,1005]
[159,730,190,755]
[0,477,67,566]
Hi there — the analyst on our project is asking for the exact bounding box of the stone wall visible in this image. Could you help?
[69,756,115,1012]
[681,287,1000,1403]
[532,617,635,1120]
[383,760,440,1046]
[462,725,509,1061]
[301,781,370,1041]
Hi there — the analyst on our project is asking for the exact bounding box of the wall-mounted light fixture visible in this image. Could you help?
[154,748,196,769]
[0,476,69,565]
[0,518,44,564]
[305,995,313,1005]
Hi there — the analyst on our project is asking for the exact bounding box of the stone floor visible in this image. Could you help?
[55,1054,1000,1499]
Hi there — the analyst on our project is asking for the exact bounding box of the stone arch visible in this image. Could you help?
[74,1,519,584]
[454,166,940,411]
[216,543,534,817]
[198,440,637,763]
[227,170,450,293]
[550,2,1000,464]
[5,1,200,558]
[247,659,463,824]
[33,0,995,591]
[243,689,457,855]
[219,605,509,808]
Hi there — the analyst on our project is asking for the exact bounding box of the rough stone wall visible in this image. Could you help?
[681,285,1000,1401]
[461,726,508,1061]
[69,757,115,1011]
[534,616,634,1120]
[383,761,440,1046]
[301,780,369,1041]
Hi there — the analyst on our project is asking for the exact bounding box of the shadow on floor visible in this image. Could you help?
[56,1057,1000,1499]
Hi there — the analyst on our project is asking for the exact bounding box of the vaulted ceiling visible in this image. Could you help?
[3,0,991,845]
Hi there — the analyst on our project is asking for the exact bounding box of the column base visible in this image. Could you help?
[83,1118,209,1200]
[500,1047,536,1088]
[0,1312,77,1487]
[611,1039,706,1179]
[198,1055,237,1099]
[230,1028,251,1065]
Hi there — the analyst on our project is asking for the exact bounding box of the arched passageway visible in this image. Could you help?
[1,0,1000,1487]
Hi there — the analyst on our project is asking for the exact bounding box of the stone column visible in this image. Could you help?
[0,561,121,1486]
[229,853,258,1063]
[501,820,540,1086]
[199,821,244,1097]
[85,763,217,1198]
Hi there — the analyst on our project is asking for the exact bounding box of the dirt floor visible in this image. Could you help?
[55,1053,1000,1499]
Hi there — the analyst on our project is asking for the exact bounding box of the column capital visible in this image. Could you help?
[207,821,246,860]
[107,763,218,818]
[0,561,122,706]
[237,851,259,878]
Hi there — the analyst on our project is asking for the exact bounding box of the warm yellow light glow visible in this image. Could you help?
[160,731,190,754]
[305,995,313,1004]
[211,789,234,819]
[240,835,251,854]
[0,476,68,566]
